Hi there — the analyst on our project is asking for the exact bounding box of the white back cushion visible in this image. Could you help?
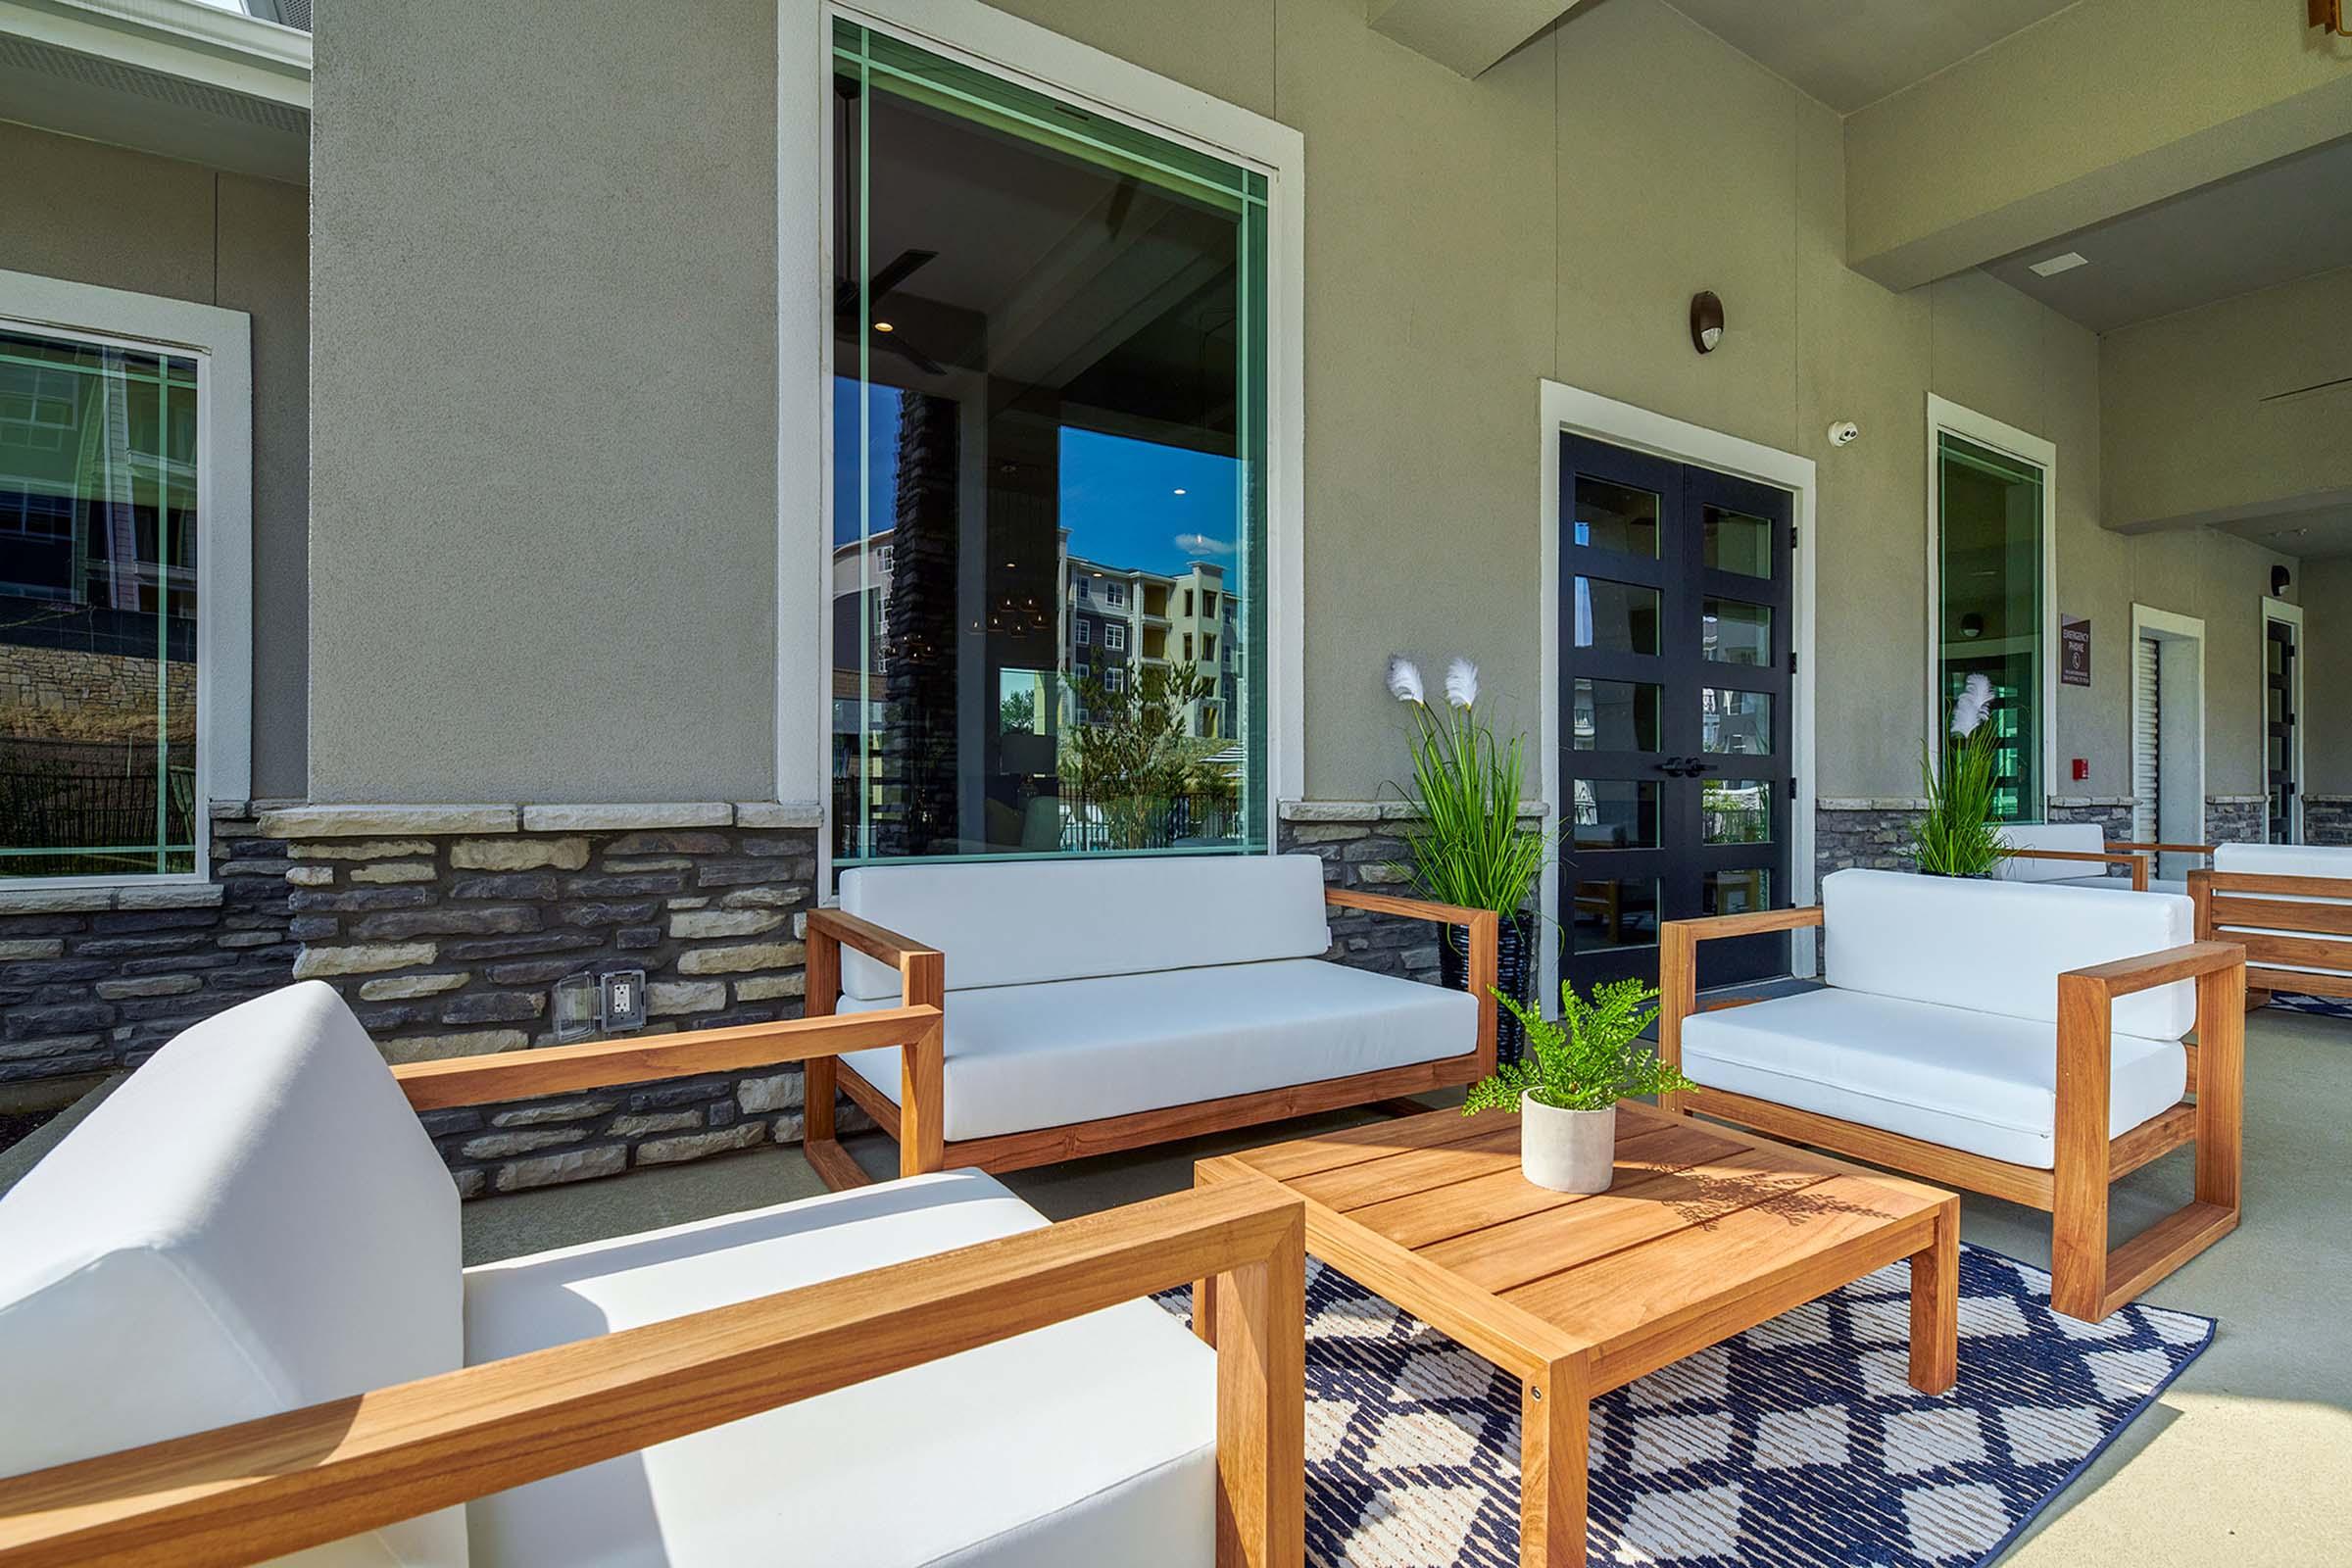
[1994,822,2108,883]
[2215,842,2352,883]
[1823,867,2195,1041]
[0,982,466,1566]
[837,854,1334,999]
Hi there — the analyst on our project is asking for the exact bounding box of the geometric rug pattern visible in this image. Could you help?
[2266,990,2352,1022]
[1158,1243,2211,1567]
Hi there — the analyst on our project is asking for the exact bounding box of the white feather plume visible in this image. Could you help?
[1949,672,1994,737]
[1445,658,1480,710]
[1386,655,1426,706]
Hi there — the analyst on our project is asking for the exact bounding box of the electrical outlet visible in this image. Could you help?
[600,969,648,1032]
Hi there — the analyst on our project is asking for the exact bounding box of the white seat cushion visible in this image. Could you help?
[1822,867,2195,1041]
[0,981,466,1567]
[1994,822,2108,884]
[838,957,1474,1142]
[462,1171,1213,1568]
[1681,988,2186,1169]
[836,854,1332,1000]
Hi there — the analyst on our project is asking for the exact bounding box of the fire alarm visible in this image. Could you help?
[2071,759,2089,782]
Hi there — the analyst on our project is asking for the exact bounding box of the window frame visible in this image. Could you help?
[0,269,252,890]
[1103,621,1125,652]
[790,0,1305,881]
[1923,394,2057,820]
[1074,618,1091,647]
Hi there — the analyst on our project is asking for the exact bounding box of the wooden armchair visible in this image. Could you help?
[1997,845,2152,889]
[0,1000,1308,1568]
[801,879,1498,1188]
[1659,872,2245,1321]
[2191,860,2352,1012]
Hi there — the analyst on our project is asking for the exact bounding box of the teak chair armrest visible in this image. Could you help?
[0,1182,1308,1568]
[1653,906,1824,1115]
[805,906,942,983]
[1322,888,1500,1076]
[2109,840,2218,858]
[390,1005,944,1112]
[2061,940,2243,996]
[1996,848,2150,891]
[803,907,948,1178]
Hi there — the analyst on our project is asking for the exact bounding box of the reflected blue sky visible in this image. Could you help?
[831,378,1241,578]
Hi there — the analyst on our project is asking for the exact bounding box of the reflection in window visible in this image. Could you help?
[1702,599,1771,666]
[1702,506,1772,577]
[0,328,200,879]
[1702,689,1772,755]
[828,20,1268,864]
[1571,780,1658,850]
[1571,878,1659,952]
[1936,431,2043,822]
[1573,577,1660,656]
[1703,869,1770,918]
[1702,779,1772,844]
[1571,678,1659,753]
[1572,476,1659,558]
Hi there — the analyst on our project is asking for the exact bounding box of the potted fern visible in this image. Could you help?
[1463,978,1694,1193]
[1914,671,2002,876]
[1383,655,1554,1062]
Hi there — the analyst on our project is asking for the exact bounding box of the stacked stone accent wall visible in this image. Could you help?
[256,803,828,1197]
[1277,801,1544,989]
[2045,798,2135,878]
[2306,797,2352,847]
[1813,799,1923,886]
[0,647,195,743]
[0,802,294,1094]
[2205,796,2265,845]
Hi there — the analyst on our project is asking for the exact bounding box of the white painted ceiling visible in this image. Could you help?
[1984,136,2352,333]
[1659,0,2082,114]
[2214,496,2352,563]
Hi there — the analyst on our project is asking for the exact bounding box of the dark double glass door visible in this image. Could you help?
[1559,435,1794,993]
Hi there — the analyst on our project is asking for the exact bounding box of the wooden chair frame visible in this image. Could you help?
[0,1007,1307,1568]
[1658,906,2246,1321]
[2191,863,2352,1013]
[1996,845,2151,890]
[802,889,1498,1187]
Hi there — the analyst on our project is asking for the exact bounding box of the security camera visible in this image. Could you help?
[1827,420,1860,448]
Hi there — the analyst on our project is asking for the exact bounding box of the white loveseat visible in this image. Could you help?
[808,854,1494,1179]
[1659,867,2246,1320]
[0,983,1305,1567]
[1994,821,2194,894]
[2196,842,2352,1008]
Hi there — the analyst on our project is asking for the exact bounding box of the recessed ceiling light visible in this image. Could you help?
[2028,252,2090,277]
[1172,487,1187,496]
[872,320,895,332]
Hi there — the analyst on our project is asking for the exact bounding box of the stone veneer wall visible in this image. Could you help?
[0,647,195,742]
[255,803,831,1197]
[2306,797,2352,847]
[2205,795,2265,846]
[0,802,293,1092]
[1277,801,1544,989]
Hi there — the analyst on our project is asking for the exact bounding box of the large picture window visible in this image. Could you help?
[1934,426,2047,822]
[0,326,201,879]
[827,17,1268,865]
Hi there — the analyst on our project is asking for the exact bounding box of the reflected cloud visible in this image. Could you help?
[1176,531,1236,556]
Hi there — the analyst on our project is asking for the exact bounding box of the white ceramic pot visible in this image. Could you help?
[1519,1093,1617,1194]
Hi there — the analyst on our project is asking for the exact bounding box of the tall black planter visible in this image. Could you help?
[1441,911,1538,1066]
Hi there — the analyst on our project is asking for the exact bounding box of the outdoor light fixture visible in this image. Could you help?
[1961,612,1984,640]
[872,320,895,332]
[2273,565,2292,598]
[1690,291,1725,354]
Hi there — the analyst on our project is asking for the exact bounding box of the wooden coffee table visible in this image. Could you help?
[1194,1102,1960,1568]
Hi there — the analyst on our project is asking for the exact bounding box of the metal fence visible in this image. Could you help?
[0,740,195,877]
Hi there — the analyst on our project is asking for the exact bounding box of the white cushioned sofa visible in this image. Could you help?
[1993,821,2200,894]
[0,983,1305,1567]
[806,854,1496,1180]
[1659,867,2247,1321]
[2195,842,2352,1009]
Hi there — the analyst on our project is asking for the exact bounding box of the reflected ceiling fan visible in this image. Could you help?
[834,75,947,376]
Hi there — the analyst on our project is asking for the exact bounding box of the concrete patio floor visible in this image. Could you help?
[463,1006,2352,1567]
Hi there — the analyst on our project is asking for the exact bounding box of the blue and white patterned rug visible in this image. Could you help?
[1159,1244,2211,1567]
[2267,991,2352,1021]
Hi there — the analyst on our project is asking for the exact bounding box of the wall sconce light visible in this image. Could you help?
[2272,565,2292,598]
[1690,291,1725,354]
[1960,612,1984,640]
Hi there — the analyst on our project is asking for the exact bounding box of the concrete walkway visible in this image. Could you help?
[464,1007,2352,1566]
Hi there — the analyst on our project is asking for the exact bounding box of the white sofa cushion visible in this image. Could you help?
[1681,988,2186,1168]
[1822,867,2195,1042]
[1994,822,2110,884]
[839,957,1474,1141]
[836,854,1332,1000]
[463,1170,1214,1568]
[0,981,466,1567]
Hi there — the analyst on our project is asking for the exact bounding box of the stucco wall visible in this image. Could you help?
[308,0,780,803]
[304,0,2296,809]
[0,121,310,800]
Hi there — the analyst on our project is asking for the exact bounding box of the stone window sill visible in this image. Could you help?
[0,881,227,916]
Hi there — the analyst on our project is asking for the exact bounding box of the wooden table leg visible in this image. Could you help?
[1908,1199,1960,1396]
[1521,1357,1590,1568]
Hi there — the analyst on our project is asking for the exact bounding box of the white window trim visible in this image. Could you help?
[1104,622,1126,651]
[1924,393,2058,819]
[0,268,252,889]
[2131,602,2208,866]
[1538,379,1819,990]
[785,0,1304,878]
